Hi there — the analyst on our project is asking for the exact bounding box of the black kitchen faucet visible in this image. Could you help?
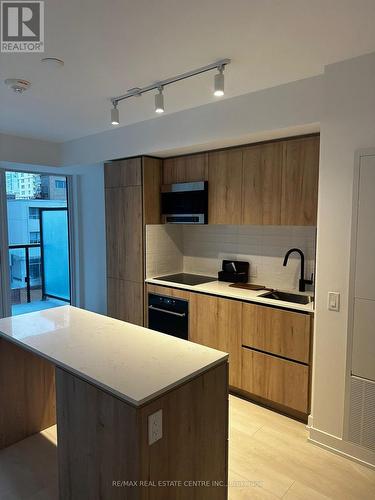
[283,248,313,292]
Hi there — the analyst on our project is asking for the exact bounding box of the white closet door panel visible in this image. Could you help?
[355,156,375,300]
[352,298,375,381]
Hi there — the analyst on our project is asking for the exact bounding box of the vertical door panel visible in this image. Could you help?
[281,137,319,226]
[40,209,70,301]
[208,149,243,224]
[242,142,283,225]
[354,156,375,300]
[105,186,142,283]
[352,298,375,380]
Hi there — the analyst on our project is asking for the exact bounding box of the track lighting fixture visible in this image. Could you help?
[214,66,225,97]
[111,102,119,125]
[109,59,230,125]
[155,87,165,113]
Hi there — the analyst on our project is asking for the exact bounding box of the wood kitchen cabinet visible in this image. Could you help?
[281,136,320,225]
[241,347,309,414]
[242,142,283,225]
[208,149,243,224]
[242,303,311,364]
[162,153,208,184]
[189,293,242,387]
[205,135,319,226]
[104,157,142,188]
[105,185,143,283]
[241,302,312,416]
[105,157,161,326]
[107,278,143,326]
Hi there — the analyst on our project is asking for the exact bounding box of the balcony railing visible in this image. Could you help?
[9,244,42,305]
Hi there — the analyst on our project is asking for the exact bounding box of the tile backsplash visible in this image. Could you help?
[146,224,183,278]
[146,224,316,291]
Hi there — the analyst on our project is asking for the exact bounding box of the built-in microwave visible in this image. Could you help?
[161,181,208,224]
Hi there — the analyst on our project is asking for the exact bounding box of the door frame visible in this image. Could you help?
[39,207,71,303]
[0,167,76,317]
[0,170,11,317]
[343,147,375,440]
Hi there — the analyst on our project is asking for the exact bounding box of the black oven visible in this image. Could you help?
[161,181,208,224]
[148,293,189,340]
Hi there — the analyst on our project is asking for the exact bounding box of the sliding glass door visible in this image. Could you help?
[40,208,71,303]
[0,169,72,317]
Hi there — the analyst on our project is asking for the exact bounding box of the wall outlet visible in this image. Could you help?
[148,409,163,445]
[328,292,340,312]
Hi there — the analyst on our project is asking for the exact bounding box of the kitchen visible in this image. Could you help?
[106,135,318,422]
[1,2,375,498]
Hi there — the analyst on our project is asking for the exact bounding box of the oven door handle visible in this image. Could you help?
[148,305,186,317]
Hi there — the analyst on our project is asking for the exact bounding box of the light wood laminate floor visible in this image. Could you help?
[0,395,374,499]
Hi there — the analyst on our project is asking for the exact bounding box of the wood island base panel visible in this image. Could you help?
[0,306,229,500]
[56,363,228,500]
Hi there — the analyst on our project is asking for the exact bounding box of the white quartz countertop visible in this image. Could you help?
[146,278,314,313]
[0,306,228,407]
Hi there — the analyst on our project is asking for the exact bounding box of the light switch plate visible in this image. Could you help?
[148,409,163,445]
[328,292,340,312]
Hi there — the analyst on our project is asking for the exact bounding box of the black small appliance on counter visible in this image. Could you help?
[218,260,249,283]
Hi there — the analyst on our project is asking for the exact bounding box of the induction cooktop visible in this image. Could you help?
[154,273,217,286]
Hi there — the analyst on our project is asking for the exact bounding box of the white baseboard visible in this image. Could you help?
[308,427,375,470]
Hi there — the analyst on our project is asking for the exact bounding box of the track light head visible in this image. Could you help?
[214,66,224,97]
[155,87,165,114]
[111,102,119,125]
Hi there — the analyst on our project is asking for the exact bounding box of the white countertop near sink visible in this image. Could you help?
[146,278,314,313]
[0,305,228,407]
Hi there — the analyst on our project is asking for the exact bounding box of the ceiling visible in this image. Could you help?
[1,0,375,143]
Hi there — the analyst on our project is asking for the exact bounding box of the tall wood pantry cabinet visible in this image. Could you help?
[104,156,161,326]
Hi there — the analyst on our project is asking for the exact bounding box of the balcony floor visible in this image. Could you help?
[12,298,67,316]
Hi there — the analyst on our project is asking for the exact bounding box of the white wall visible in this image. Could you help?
[312,52,375,441]
[0,133,61,166]
[61,76,322,166]
[1,161,106,315]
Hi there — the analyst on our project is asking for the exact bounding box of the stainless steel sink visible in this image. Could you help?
[260,290,314,305]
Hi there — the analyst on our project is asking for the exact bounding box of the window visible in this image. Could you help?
[30,231,40,244]
[55,180,66,189]
[29,207,39,219]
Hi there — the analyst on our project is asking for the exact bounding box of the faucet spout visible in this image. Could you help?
[283,248,312,292]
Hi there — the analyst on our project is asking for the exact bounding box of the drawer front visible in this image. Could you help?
[241,348,309,413]
[190,293,242,389]
[146,284,190,301]
[242,303,311,364]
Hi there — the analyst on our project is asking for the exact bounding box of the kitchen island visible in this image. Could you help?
[0,306,228,500]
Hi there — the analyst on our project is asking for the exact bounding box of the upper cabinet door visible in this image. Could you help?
[162,153,208,184]
[104,158,142,188]
[242,142,283,225]
[281,137,320,226]
[208,149,243,224]
[105,186,143,282]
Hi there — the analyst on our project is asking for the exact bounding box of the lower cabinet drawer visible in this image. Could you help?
[241,348,309,414]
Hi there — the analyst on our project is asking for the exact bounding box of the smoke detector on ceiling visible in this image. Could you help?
[4,78,31,94]
[41,57,64,67]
